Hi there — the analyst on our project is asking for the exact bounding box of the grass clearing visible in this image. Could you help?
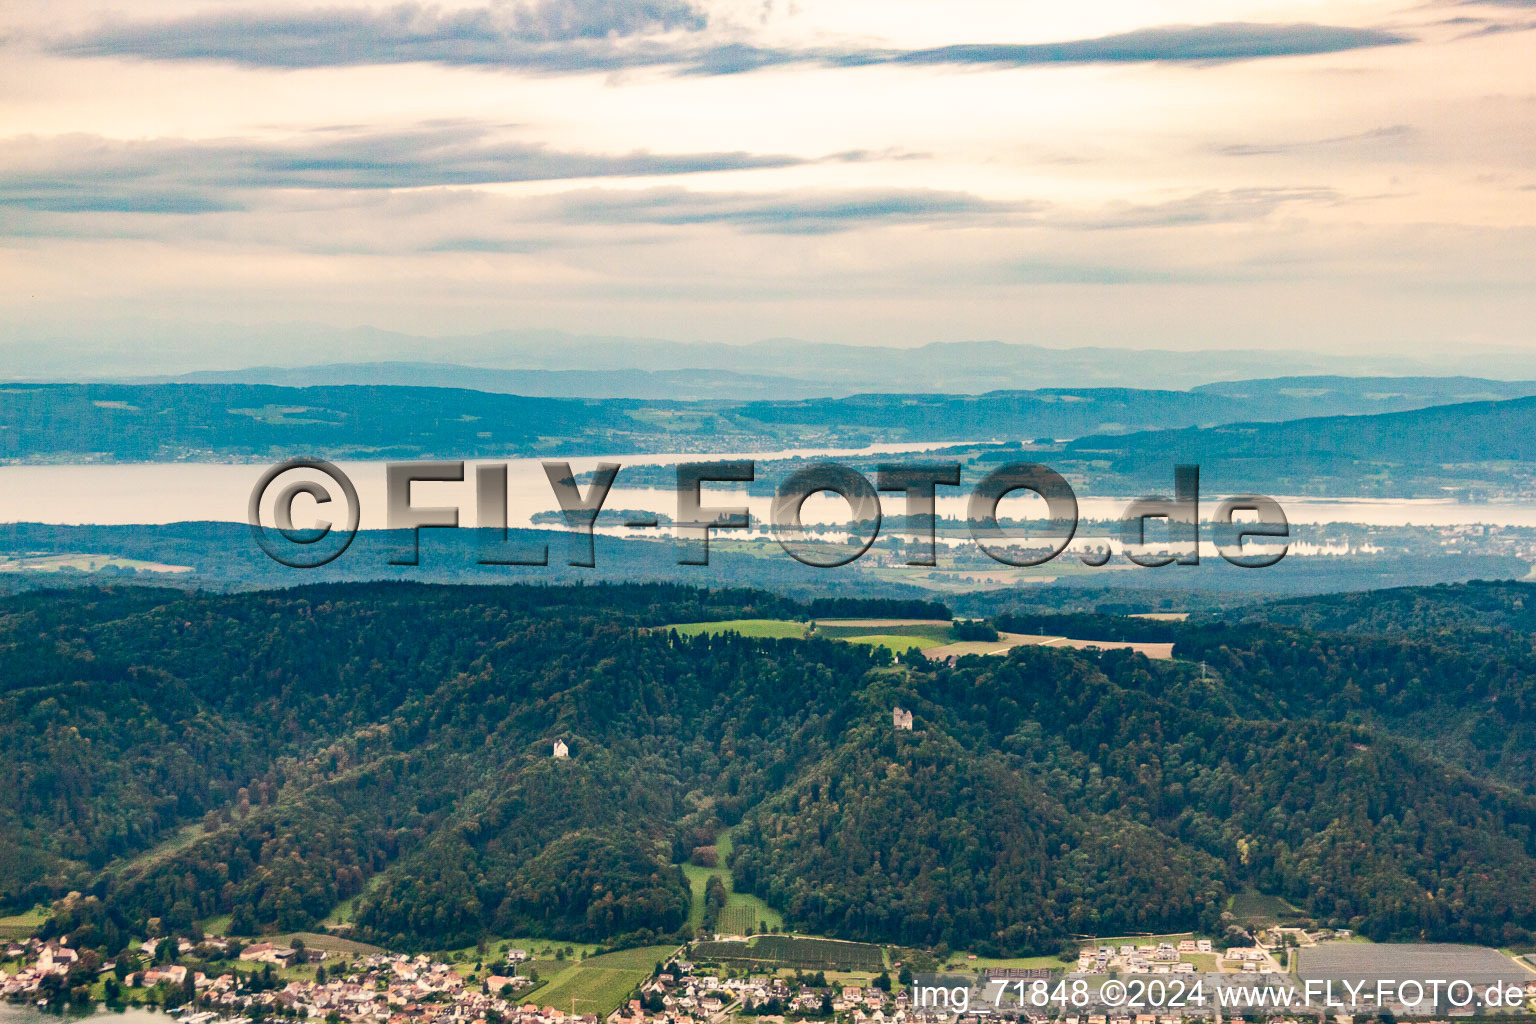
[837,634,935,655]
[1081,932,1196,948]
[951,953,1066,971]
[435,936,606,966]
[684,828,786,936]
[693,936,884,972]
[665,619,808,639]
[1182,953,1220,972]
[112,823,204,873]
[198,913,232,936]
[323,872,388,927]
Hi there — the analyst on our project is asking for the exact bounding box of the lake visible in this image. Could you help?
[0,1007,172,1024]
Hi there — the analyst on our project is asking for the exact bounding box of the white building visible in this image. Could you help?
[552,740,569,758]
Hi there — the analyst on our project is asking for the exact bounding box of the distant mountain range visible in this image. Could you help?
[134,363,1536,409]
[130,340,1480,396]
[11,319,1536,391]
[151,363,837,401]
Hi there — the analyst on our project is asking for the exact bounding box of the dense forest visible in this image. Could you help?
[5,580,1536,959]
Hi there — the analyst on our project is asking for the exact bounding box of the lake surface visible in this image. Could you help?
[0,452,1533,530]
[0,1007,170,1024]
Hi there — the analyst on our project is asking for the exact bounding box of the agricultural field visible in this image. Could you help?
[665,617,969,657]
[692,935,885,972]
[922,633,1173,662]
[1228,889,1304,925]
[814,620,954,643]
[0,906,45,939]
[0,553,191,574]
[515,960,565,982]
[1298,943,1527,986]
[529,945,678,1017]
[716,896,782,936]
[273,931,384,956]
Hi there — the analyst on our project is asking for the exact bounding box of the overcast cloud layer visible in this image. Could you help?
[0,0,1531,370]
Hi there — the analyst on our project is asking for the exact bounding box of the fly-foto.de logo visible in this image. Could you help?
[248,459,1288,570]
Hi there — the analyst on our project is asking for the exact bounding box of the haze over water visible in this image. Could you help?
[0,456,1531,530]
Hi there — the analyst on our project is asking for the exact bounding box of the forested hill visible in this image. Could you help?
[6,581,1536,960]
[4,378,1536,460]
[1058,394,1536,495]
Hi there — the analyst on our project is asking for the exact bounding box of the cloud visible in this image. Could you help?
[55,1,709,72]
[1064,187,1343,230]
[0,126,812,213]
[1215,124,1415,158]
[423,236,548,253]
[544,187,1036,233]
[879,24,1410,68]
[52,9,1411,75]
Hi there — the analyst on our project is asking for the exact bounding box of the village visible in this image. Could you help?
[4,930,1534,1024]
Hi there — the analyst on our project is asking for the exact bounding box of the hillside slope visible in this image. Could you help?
[6,582,1536,956]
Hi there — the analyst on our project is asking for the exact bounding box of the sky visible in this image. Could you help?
[0,0,1532,370]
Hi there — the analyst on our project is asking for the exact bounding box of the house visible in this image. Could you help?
[892,708,913,731]
[506,949,529,964]
[143,965,189,987]
[553,740,569,759]
[37,946,77,972]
